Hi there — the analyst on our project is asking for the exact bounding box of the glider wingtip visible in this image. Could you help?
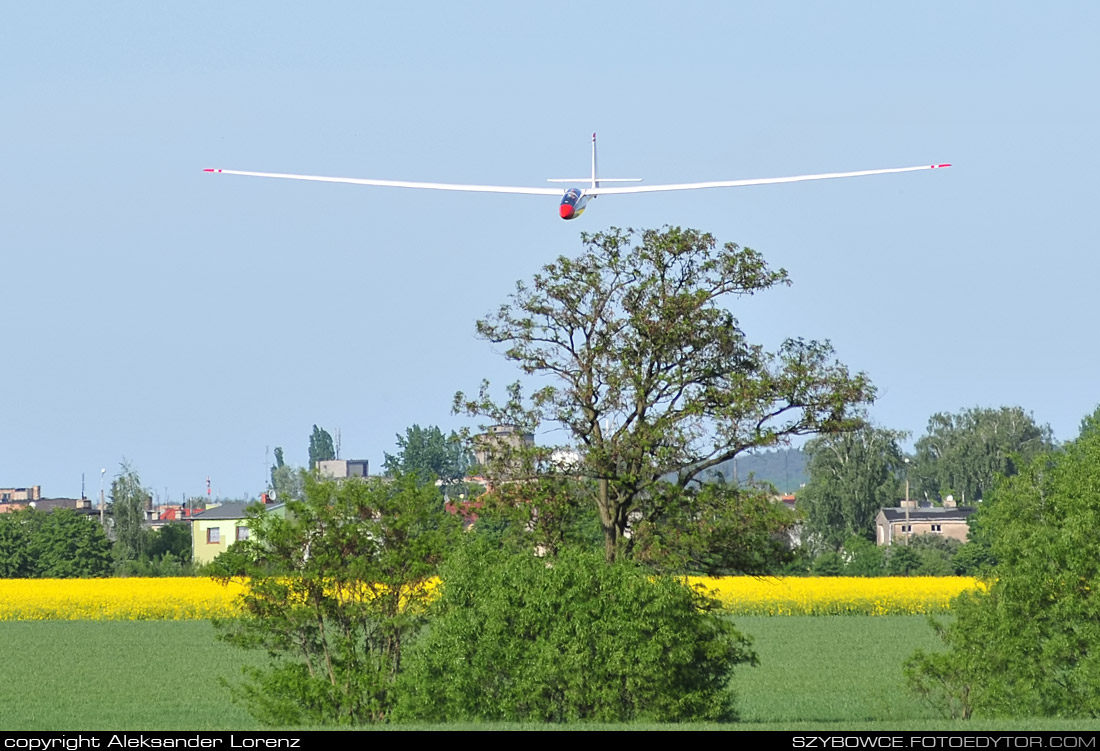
[203,168,218,173]
[933,163,951,169]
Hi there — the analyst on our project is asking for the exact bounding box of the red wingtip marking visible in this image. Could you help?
[203,168,218,172]
[933,163,951,168]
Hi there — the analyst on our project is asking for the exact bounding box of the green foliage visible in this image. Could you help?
[0,509,111,578]
[471,472,603,558]
[912,406,1052,503]
[114,523,196,577]
[146,521,192,564]
[456,226,874,561]
[799,421,906,551]
[307,425,336,469]
[110,460,150,563]
[841,536,885,577]
[214,474,461,725]
[906,535,961,577]
[268,447,304,502]
[0,509,39,577]
[950,540,992,576]
[33,509,113,577]
[885,544,920,576]
[812,551,846,576]
[382,424,471,488]
[631,482,797,575]
[395,540,755,723]
[906,414,1100,717]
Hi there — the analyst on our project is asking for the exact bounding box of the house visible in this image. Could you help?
[0,485,41,503]
[317,459,369,479]
[875,498,975,546]
[473,425,535,477]
[190,500,285,565]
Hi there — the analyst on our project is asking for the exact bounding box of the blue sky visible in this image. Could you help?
[3,2,1098,501]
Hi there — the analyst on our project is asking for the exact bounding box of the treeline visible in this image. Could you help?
[0,508,193,578]
[798,405,1054,561]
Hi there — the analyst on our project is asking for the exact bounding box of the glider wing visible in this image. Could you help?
[203,169,566,196]
[588,164,951,195]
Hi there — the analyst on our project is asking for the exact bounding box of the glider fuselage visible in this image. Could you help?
[559,188,588,220]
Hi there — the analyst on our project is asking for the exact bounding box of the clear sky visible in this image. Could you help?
[3,2,1097,501]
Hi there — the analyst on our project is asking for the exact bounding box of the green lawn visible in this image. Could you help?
[3,617,1099,731]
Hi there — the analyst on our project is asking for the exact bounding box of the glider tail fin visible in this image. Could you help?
[544,134,643,190]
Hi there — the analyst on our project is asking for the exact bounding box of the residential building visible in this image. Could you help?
[190,501,285,565]
[473,424,535,476]
[875,498,975,546]
[317,459,369,479]
[0,486,41,503]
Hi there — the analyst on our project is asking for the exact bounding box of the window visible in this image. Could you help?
[900,524,912,533]
[931,524,942,533]
[236,526,250,541]
[207,527,220,544]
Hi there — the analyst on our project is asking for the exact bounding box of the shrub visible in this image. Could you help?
[213,474,460,725]
[906,410,1100,717]
[395,540,755,723]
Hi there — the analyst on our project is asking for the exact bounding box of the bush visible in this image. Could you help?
[906,411,1100,717]
[213,474,460,725]
[395,540,756,723]
[841,536,885,577]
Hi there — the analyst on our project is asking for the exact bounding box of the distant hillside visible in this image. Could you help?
[707,448,807,494]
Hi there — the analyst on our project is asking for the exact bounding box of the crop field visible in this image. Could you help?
[0,576,979,620]
[4,617,1100,730]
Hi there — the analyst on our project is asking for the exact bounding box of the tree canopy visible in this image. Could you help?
[382,424,471,486]
[269,446,303,501]
[912,406,1052,503]
[110,460,150,563]
[798,421,906,550]
[308,425,336,469]
[456,226,874,561]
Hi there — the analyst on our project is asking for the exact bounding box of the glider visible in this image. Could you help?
[204,134,950,220]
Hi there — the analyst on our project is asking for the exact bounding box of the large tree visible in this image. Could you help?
[110,460,150,563]
[456,227,874,561]
[912,406,1053,503]
[307,425,336,469]
[382,424,471,486]
[798,421,907,550]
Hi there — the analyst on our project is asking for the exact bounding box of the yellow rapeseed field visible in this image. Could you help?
[0,575,981,620]
[0,577,245,621]
[687,576,981,616]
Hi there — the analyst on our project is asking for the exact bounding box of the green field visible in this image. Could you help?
[3,618,1098,731]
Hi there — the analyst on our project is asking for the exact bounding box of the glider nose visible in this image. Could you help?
[559,204,575,220]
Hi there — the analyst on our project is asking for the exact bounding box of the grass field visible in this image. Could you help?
[3,618,1099,731]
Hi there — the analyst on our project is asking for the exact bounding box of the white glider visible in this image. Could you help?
[204,134,950,220]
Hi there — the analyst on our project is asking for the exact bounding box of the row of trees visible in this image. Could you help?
[0,462,194,578]
[798,405,1054,552]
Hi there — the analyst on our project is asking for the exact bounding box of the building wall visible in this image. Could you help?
[317,459,368,479]
[876,514,970,545]
[0,486,41,503]
[191,518,249,565]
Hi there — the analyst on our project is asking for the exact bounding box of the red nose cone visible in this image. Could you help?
[559,204,574,220]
